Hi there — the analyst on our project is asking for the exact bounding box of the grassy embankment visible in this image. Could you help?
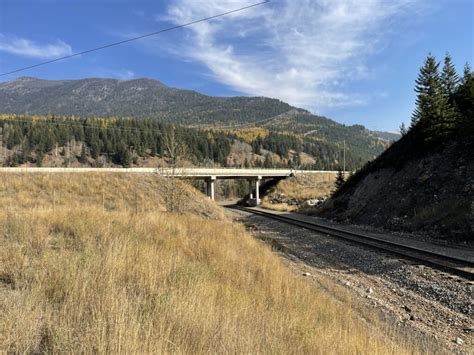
[261,173,336,212]
[1,173,426,353]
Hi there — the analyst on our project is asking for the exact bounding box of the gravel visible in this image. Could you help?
[230,209,474,353]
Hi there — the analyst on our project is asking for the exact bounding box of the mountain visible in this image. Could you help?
[0,77,399,169]
[0,77,398,138]
[0,77,293,125]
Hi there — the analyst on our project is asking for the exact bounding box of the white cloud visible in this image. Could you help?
[93,67,136,80]
[163,0,423,112]
[0,34,72,59]
[116,69,135,80]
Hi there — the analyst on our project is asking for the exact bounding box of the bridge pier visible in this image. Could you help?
[248,176,262,205]
[255,176,261,204]
[206,176,216,200]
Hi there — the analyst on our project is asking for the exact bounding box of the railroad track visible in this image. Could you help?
[230,206,474,281]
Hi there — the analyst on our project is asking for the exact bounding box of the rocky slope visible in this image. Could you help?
[313,132,474,242]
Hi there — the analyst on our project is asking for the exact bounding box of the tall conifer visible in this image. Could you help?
[412,54,455,139]
[462,62,472,84]
[441,53,459,98]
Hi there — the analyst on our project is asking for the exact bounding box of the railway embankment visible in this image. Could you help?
[228,206,474,353]
[307,138,474,244]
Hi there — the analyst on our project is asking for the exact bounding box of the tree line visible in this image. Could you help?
[0,116,231,167]
[405,53,473,142]
[0,115,374,170]
[334,53,473,194]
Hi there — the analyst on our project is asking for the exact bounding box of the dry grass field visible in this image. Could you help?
[262,173,337,211]
[0,173,426,353]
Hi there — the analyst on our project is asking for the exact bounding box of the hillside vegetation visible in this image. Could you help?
[262,173,336,212]
[0,114,391,171]
[313,55,474,241]
[0,173,424,353]
[0,76,397,170]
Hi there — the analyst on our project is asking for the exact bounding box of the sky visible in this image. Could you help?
[0,0,472,132]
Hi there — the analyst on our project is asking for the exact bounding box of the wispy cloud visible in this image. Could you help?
[114,69,135,80]
[163,0,424,112]
[0,34,72,59]
[93,67,136,80]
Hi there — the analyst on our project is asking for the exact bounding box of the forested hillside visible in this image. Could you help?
[0,77,292,124]
[0,116,232,167]
[0,114,384,170]
[315,55,474,240]
[260,111,392,167]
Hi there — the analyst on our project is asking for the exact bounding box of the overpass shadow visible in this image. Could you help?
[237,177,285,206]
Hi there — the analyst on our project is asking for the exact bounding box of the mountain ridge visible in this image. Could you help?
[0,76,396,139]
[0,76,296,125]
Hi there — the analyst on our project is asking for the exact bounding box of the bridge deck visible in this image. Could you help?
[0,167,338,179]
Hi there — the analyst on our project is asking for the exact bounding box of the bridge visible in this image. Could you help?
[0,167,338,203]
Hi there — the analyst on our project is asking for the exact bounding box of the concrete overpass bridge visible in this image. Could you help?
[0,167,338,203]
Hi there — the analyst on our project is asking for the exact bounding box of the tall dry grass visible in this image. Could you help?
[0,173,427,353]
[0,173,221,218]
[262,173,336,211]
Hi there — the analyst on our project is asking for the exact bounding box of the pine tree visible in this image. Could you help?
[440,53,462,132]
[334,169,345,191]
[454,62,474,136]
[115,144,131,168]
[78,144,87,164]
[399,122,407,136]
[411,54,455,139]
[441,53,459,98]
[462,62,472,84]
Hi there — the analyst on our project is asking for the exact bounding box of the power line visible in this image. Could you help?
[0,106,292,136]
[0,1,269,77]
[0,117,200,137]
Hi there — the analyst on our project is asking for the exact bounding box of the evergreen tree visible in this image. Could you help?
[411,54,456,139]
[334,169,345,191]
[399,122,407,136]
[78,144,87,164]
[462,62,472,84]
[35,152,44,167]
[441,53,459,98]
[115,144,131,168]
[263,153,273,168]
[453,63,474,136]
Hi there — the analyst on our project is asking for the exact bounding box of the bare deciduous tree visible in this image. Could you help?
[160,126,190,213]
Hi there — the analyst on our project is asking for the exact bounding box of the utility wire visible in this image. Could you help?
[0,117,205,137]
[0,106,291,136]
[0,0,269,77]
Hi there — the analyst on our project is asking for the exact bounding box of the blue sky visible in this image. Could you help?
[0,0,472,132]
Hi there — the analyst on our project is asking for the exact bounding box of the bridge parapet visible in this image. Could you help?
[0,167,337,179]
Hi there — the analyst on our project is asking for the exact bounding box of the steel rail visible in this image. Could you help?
[231,206,474,280]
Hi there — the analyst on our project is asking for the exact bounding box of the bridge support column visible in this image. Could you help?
[248,179,253,199]
[255,176,262,205]
[206,176,216,201]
